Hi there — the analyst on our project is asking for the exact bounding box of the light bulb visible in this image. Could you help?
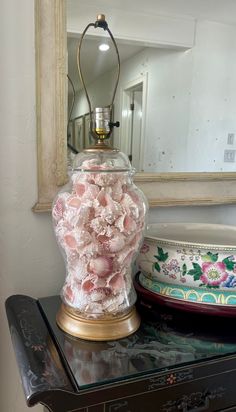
[98,43,110,51]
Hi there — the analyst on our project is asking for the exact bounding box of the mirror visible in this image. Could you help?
[67,1,236,173]
[33,0,236,212]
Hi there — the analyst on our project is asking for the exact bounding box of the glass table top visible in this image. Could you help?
[39,296,236,390]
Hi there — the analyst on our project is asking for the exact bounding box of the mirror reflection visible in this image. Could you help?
[67,2,236,173]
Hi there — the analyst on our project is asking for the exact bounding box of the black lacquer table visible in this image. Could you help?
[5,294,236,412]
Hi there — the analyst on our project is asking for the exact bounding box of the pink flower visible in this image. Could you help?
[200,262,228,286]
[140,243,150,254]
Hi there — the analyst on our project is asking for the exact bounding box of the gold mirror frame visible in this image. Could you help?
[33,0,236,212]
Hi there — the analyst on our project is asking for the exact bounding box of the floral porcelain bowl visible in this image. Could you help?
[136,223,236,310]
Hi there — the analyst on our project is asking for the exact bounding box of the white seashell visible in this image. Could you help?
[63,206,81,227]
[106,271,125,291]
[67,258,88,281]
[90,287,111,302]
[68,289,91,311]
[121,193,139,220]
[90,217,108,235]
[112,180,123,202]
[116,246,135,267]
[108,234,126,252]
[88,256,113,277]
[52,192,70,222]
[94,173,118,187]
[102,293,125,311]
[55,219,72,242]
[76,204,93,226]
[79,241,100,258]
[83,183,100,201]
[114,215,126,232]
[75,230,92,248]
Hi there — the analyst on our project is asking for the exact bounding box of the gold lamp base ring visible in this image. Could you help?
[56,303,141,341]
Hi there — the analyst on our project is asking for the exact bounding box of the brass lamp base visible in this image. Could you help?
[56,303,141,341]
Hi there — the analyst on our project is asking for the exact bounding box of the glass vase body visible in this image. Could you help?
[52,149,147,322]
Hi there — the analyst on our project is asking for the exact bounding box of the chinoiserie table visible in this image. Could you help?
[5,293,236,412]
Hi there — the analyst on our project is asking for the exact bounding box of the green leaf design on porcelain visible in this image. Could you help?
[154,262,161,272]
[154,247,168,262]
[187,263,202,281]
[223,256,236,271]
[202,252,218,262]
[138,243,236,290]
[182,263,187,276]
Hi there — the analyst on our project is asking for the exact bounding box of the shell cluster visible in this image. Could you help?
[52,160,146,318]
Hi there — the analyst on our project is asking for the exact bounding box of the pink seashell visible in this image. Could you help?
[67,259,87,282]
[90,287,112,302]
[71,171,83,185]
[86,183,100,200]
[126,189,141,205]
[81,278,96,292]
[75,182,86,197]
[115,214,137,235]
[90,217,108,234]
[105,225,117,238]
[76,204,93,226]
[116,246,135,267]
[129,231,143,249]
[81,274,106,292]
[97,234,110,249]
[97,232,125,253]
[94,172,118,187]
[112,180,123,202]
[121,193,139,219]
[67,196,81,208]
[55,220,73,243]
[114,215,126,232]
[74,230,92,249]
[99,195,122,224]
[124,215,137,233]
[74,181,100,201]
[88,256,113,277]
[107,272,125,291]
[108,234,125,252]
[63,206,81,227]
[96,189,108,207]
[79,241,100,258]
[52,198,64,222]
[52,193,70,222]
[64,234,77,249]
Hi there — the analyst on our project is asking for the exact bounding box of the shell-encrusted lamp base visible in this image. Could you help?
[56,303,141,341]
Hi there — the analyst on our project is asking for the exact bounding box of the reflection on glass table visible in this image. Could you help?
[39,296,236,390]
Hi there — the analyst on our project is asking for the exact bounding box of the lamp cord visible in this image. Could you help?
[76,18,120,138]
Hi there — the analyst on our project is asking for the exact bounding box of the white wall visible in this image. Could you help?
[187,20,236,171]
[1,3,236,412]
[0,2,64,411]
[72,19,236,172]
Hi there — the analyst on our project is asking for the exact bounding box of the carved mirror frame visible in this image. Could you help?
[33,0,236,212]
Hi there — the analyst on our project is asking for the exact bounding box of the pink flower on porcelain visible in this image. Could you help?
[200,262,228,286]
[162,260,180,277]
[140,243,150,254]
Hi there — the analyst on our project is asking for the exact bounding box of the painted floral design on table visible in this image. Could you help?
[138,243,236,290]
